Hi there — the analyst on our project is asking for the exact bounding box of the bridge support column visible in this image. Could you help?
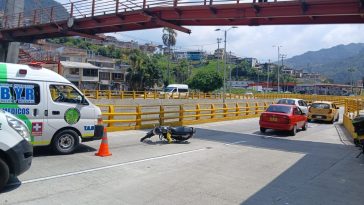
[0,42,20,63]
[0,43,9,62]
[0,0,25,63]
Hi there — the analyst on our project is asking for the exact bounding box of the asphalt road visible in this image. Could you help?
[1,113,363,205]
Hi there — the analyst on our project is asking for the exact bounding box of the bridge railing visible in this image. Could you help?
[98,101,273,131]
[0,0,295,30]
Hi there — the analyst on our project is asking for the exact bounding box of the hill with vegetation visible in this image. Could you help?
[284,43,364,84]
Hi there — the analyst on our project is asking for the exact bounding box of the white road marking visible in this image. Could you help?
[9,148,207,186]
[224,140,247,146]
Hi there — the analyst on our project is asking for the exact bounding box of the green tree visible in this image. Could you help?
[174,59,191,83]
[125,49,162,90]
[162,27,177,85]
[188,70,223,93]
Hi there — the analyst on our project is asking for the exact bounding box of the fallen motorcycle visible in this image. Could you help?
[140,126,196,143]
[351,116,364,158]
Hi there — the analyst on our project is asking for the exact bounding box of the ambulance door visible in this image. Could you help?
[45,83,96,139]
[0,81,46,145]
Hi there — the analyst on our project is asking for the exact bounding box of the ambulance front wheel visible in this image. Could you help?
[52,129,79,155]
[0,158,10,191]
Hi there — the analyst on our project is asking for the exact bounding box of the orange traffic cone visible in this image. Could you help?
[95,127,112,157]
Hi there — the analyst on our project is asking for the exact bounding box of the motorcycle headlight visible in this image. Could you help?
[6,115,31,142]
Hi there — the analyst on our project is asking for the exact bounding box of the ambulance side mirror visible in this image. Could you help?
[79,95,88,105]
[82,96,89,105]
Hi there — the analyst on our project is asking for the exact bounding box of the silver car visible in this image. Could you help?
[276,98,309,114]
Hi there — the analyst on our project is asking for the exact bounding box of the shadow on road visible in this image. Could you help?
[193,127,363,205]
[141,139,191,145]
[0,177,21,194]
[33,144,97,157]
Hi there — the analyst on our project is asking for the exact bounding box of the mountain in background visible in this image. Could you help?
[284,43,364,84]
[0,0,67,17]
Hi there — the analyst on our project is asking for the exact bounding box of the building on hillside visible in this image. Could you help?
[187,50,205,61]
[19,42,128,90]
[174,51,187,61]
[294,83,362,95]
[228,81,253,88]
[139,43,157,54]
[294,69,304,78]
[214,48,224,60]
[281,67,295,75]
[60,61,100,89]
[87,56,127,90]
[302,72,320,79]
[249,82,297,92]
[243,58,258,68]
[227,53,240,64]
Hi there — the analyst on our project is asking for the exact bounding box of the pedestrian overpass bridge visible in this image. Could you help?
[0,0,363,42]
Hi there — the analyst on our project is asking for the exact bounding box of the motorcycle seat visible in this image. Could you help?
[170,126,195,135]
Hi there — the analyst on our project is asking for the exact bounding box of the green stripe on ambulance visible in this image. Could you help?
[0,63,34,143]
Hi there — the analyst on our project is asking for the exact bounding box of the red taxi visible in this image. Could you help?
[259,104,308,136]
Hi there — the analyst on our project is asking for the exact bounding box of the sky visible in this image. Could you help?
[55,0,364,62]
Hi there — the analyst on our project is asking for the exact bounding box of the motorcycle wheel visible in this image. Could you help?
[172,134,193,141]
[140,133,153,142]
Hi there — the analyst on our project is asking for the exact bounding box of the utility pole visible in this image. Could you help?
[229,51,232,93]
[215,27,237,103]
[280,54,286,92]
[266,59,270,92]
[273,45,282,92]
[216,38,222,72]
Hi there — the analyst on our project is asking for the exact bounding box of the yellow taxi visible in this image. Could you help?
[308,101,340,123]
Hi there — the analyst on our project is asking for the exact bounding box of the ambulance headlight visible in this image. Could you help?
[6,115,31,141]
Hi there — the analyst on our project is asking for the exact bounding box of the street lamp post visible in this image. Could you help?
[215,26,237,103]
[216,38,222,72]
[273,45,282,92]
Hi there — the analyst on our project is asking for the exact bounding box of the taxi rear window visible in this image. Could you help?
[311,103,330,109]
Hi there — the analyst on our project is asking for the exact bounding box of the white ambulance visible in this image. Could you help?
[0,62,104,154]
[0,110,33,191]
[160,84,189,98]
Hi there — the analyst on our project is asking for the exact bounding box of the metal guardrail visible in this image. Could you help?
[84,90,256,100]
[343,98,364,143]
[98,101,273,132]
[94,92,357,132]
[255,93,348,106]
[84,90,351,104]
[0,0,295,30]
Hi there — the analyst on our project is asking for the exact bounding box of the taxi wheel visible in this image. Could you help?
[290,125,297,136]
[330,118,335,124]
[52,130,79,155]
[0,158,10,191]
[302,122,308,131]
